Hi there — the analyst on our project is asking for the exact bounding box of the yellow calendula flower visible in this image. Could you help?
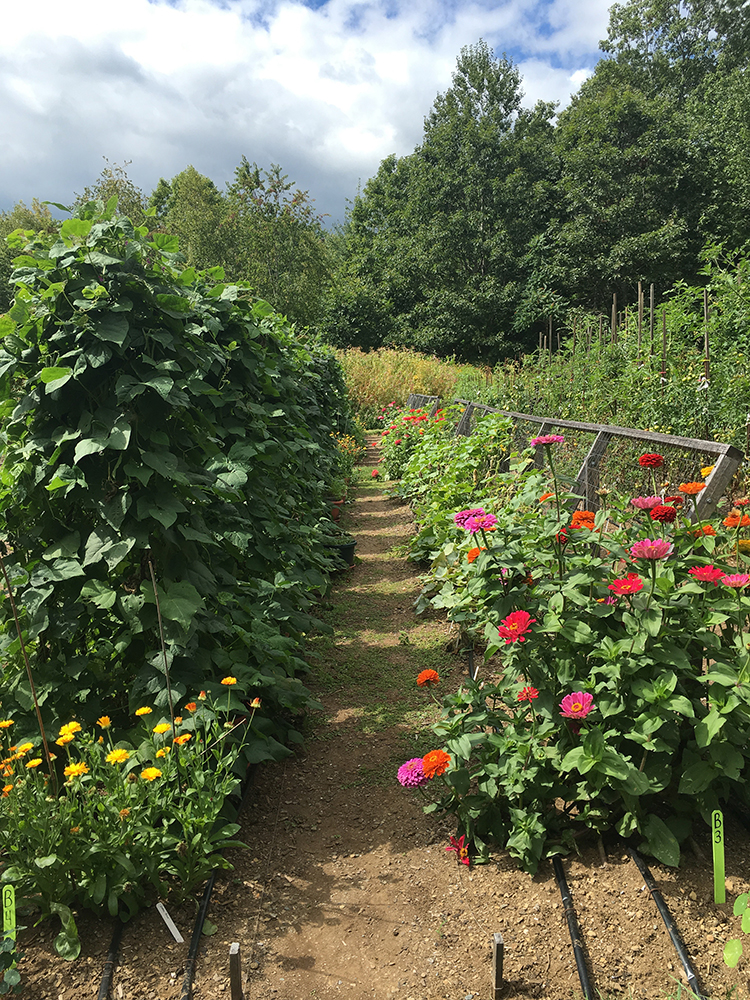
[135,707,152,717]
[2,784,12,797]
[106,749,130,765]
[55,734,74,746]
[16,742,33,755]
[25,758,43,769]
[0,720,14,729]
[152,723,171,735]
[59,722,82,737]
[220,676,237,686]
[701,465,715,478]
[155,747,171,758]
[738,539,750,554]
[64,762,89,778]
[97,716,112,729]
[140,767,162,781]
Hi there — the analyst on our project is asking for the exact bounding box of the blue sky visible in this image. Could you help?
[0,0,612,225]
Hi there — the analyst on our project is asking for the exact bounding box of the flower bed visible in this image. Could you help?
[392,415,750,873]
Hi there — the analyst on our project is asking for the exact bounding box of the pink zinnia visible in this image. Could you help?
[722,574,750,589]
[608,573,644,595]
[560,691,594,719]
[688,565,726,585]
[630,496,663,510]
[498,610,536,644]
[397,758,428,788]
[630,538,674,560]
[530,434,565,447]
[454,508,486,529]
[464,513,498,532]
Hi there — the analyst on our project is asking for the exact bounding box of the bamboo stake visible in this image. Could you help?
[661,309,667,394]
[637,281,643,361]
[611,294,617,344]
[598,315,603,347]
[649,283,655,362]
[703,288,711,383]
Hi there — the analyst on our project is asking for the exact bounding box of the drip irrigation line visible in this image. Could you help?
[628,848,707,1000]
[179,869,217,1000]
[552,855,595,1000]
[96,919,123,1000]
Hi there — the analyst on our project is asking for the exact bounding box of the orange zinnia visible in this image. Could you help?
[538,492,554,503]
[417,670,440,688]
[467,547,485,563]
[570,510,596,529]
[691,525,717,537]
[678,482,706,495]
[422,749,451,779]
[724,512,750,529]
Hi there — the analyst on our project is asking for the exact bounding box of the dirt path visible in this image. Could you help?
[16,443,750,999]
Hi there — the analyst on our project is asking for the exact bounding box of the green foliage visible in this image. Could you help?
[0,203,352,751]
[395,422,750,873]
[0,932,22,995]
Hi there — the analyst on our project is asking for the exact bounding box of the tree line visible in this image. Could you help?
[2,0,749,364]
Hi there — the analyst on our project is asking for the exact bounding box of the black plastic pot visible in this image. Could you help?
[325,540,357,566]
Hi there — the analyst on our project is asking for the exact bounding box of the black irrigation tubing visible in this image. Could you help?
[96,765,257,1000]
[552,855,595,1000]
[628,847,707,1000]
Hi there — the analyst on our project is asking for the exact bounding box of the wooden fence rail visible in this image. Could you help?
[405,395,744,517]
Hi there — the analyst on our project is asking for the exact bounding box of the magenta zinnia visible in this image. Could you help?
[454,508,486,529]
[397,758,428,788]
[688,564,726,585]
[446,834,471,866]
[530,434,565,447]
[498,610,536,644]
[630,496,663,510]
[560,692,594,719]
[608,573,644,595]
[464,513,498,532]
[630,538,673,560]
[721,573,750,589]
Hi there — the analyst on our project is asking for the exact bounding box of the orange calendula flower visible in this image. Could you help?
[106,749,130,765]
[173,733,192,746]
[119,808,130,820]
[221,676,237,686]
[417,670,440,688]
[64,762,89,778]
[156,747,171,758]
[185,702,197,713]
[467,546,486,563]
[174,716,183,726]
[135,707,152,717]
[70,826,81,834]
[250,697,262,709]
[198,690,207,700]
[678,482,706,495]
[2,784,13,797]
[140,767,162,781]
[25,758,43,769]
[0,720,14,729]
[97,716,112,729]
[16,742,33,755]
[422,749,451,779]
[152,723,171,735]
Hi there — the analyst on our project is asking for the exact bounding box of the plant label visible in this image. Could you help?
[156,902,184,943]
[712,809,725,904]
[2,885,15,942]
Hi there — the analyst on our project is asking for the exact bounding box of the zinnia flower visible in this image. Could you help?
[530,434,565,447]
[135,707,152,716]
[517,685,539,702]
[570,510,597,530]
[678,482,706,495]
[371,469,379,478]
[692,525,716,537]
[630,538,674,560]
[556,528,568,545]
[140,767,162,781]
[464,513,498,532]
[638,453,664,468]
[723,513,750,529]
[397,758,428,788]
[221,677,237,686]
[64,762,89,778]
[498,610,536,644]
[153,723,171,735]
[560,692,594,719]
[608,573,644,595]
[417,670,440,688]
[538,492,554,503]
[630,496,662,510]
[721,574,750,589]
[688,565,726,584]
[106,748,130,765]
[446,834,471,866]
[97,716,111,729]
[454,508,486,528]
[422,749,451,779]
[650,505,678,523]
[467,546,485,563]
[663,495,684,508]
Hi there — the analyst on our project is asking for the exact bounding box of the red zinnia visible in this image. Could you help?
[498,610,536,645]
[517,685,539,702]
[639,453,664,468]
[446,834,471,866]
[608,573,644,595]
[650,505,678,523]
[688,565,726,585]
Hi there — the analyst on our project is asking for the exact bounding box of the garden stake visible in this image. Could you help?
[552,856,594,999]
[628,848,707,999]
[2,885,15,945]
[0,550,56,793]
[229,942,244,1000]
[148,559,176,738]
[156,901,184,943]
[712,809,726,904]
[96,920,123,1000]
[492,931,504,998]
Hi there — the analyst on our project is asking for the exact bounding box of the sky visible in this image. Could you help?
[0,0,613,226]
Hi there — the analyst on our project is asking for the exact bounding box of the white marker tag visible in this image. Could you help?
[156,902,185,943]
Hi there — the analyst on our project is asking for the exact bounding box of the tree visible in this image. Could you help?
[0,200,57,313]
[148,165,226,270]
[74,159,147,225]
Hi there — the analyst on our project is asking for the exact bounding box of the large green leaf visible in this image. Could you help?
[643,815,680,867]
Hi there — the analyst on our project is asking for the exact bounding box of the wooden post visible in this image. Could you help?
[661,309,667,394]
[703,288,711,383]
[538,327,542,355]
[549,315,553,353]
[229,942,243,1000]
[571,319,577,381]
[492,932,504,999]
[637,281,643,361]
[649,283,655,363]
[598,315,603,347]
[611,294,617,344]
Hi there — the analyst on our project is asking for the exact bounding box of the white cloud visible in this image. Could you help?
[0,0,612,224]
